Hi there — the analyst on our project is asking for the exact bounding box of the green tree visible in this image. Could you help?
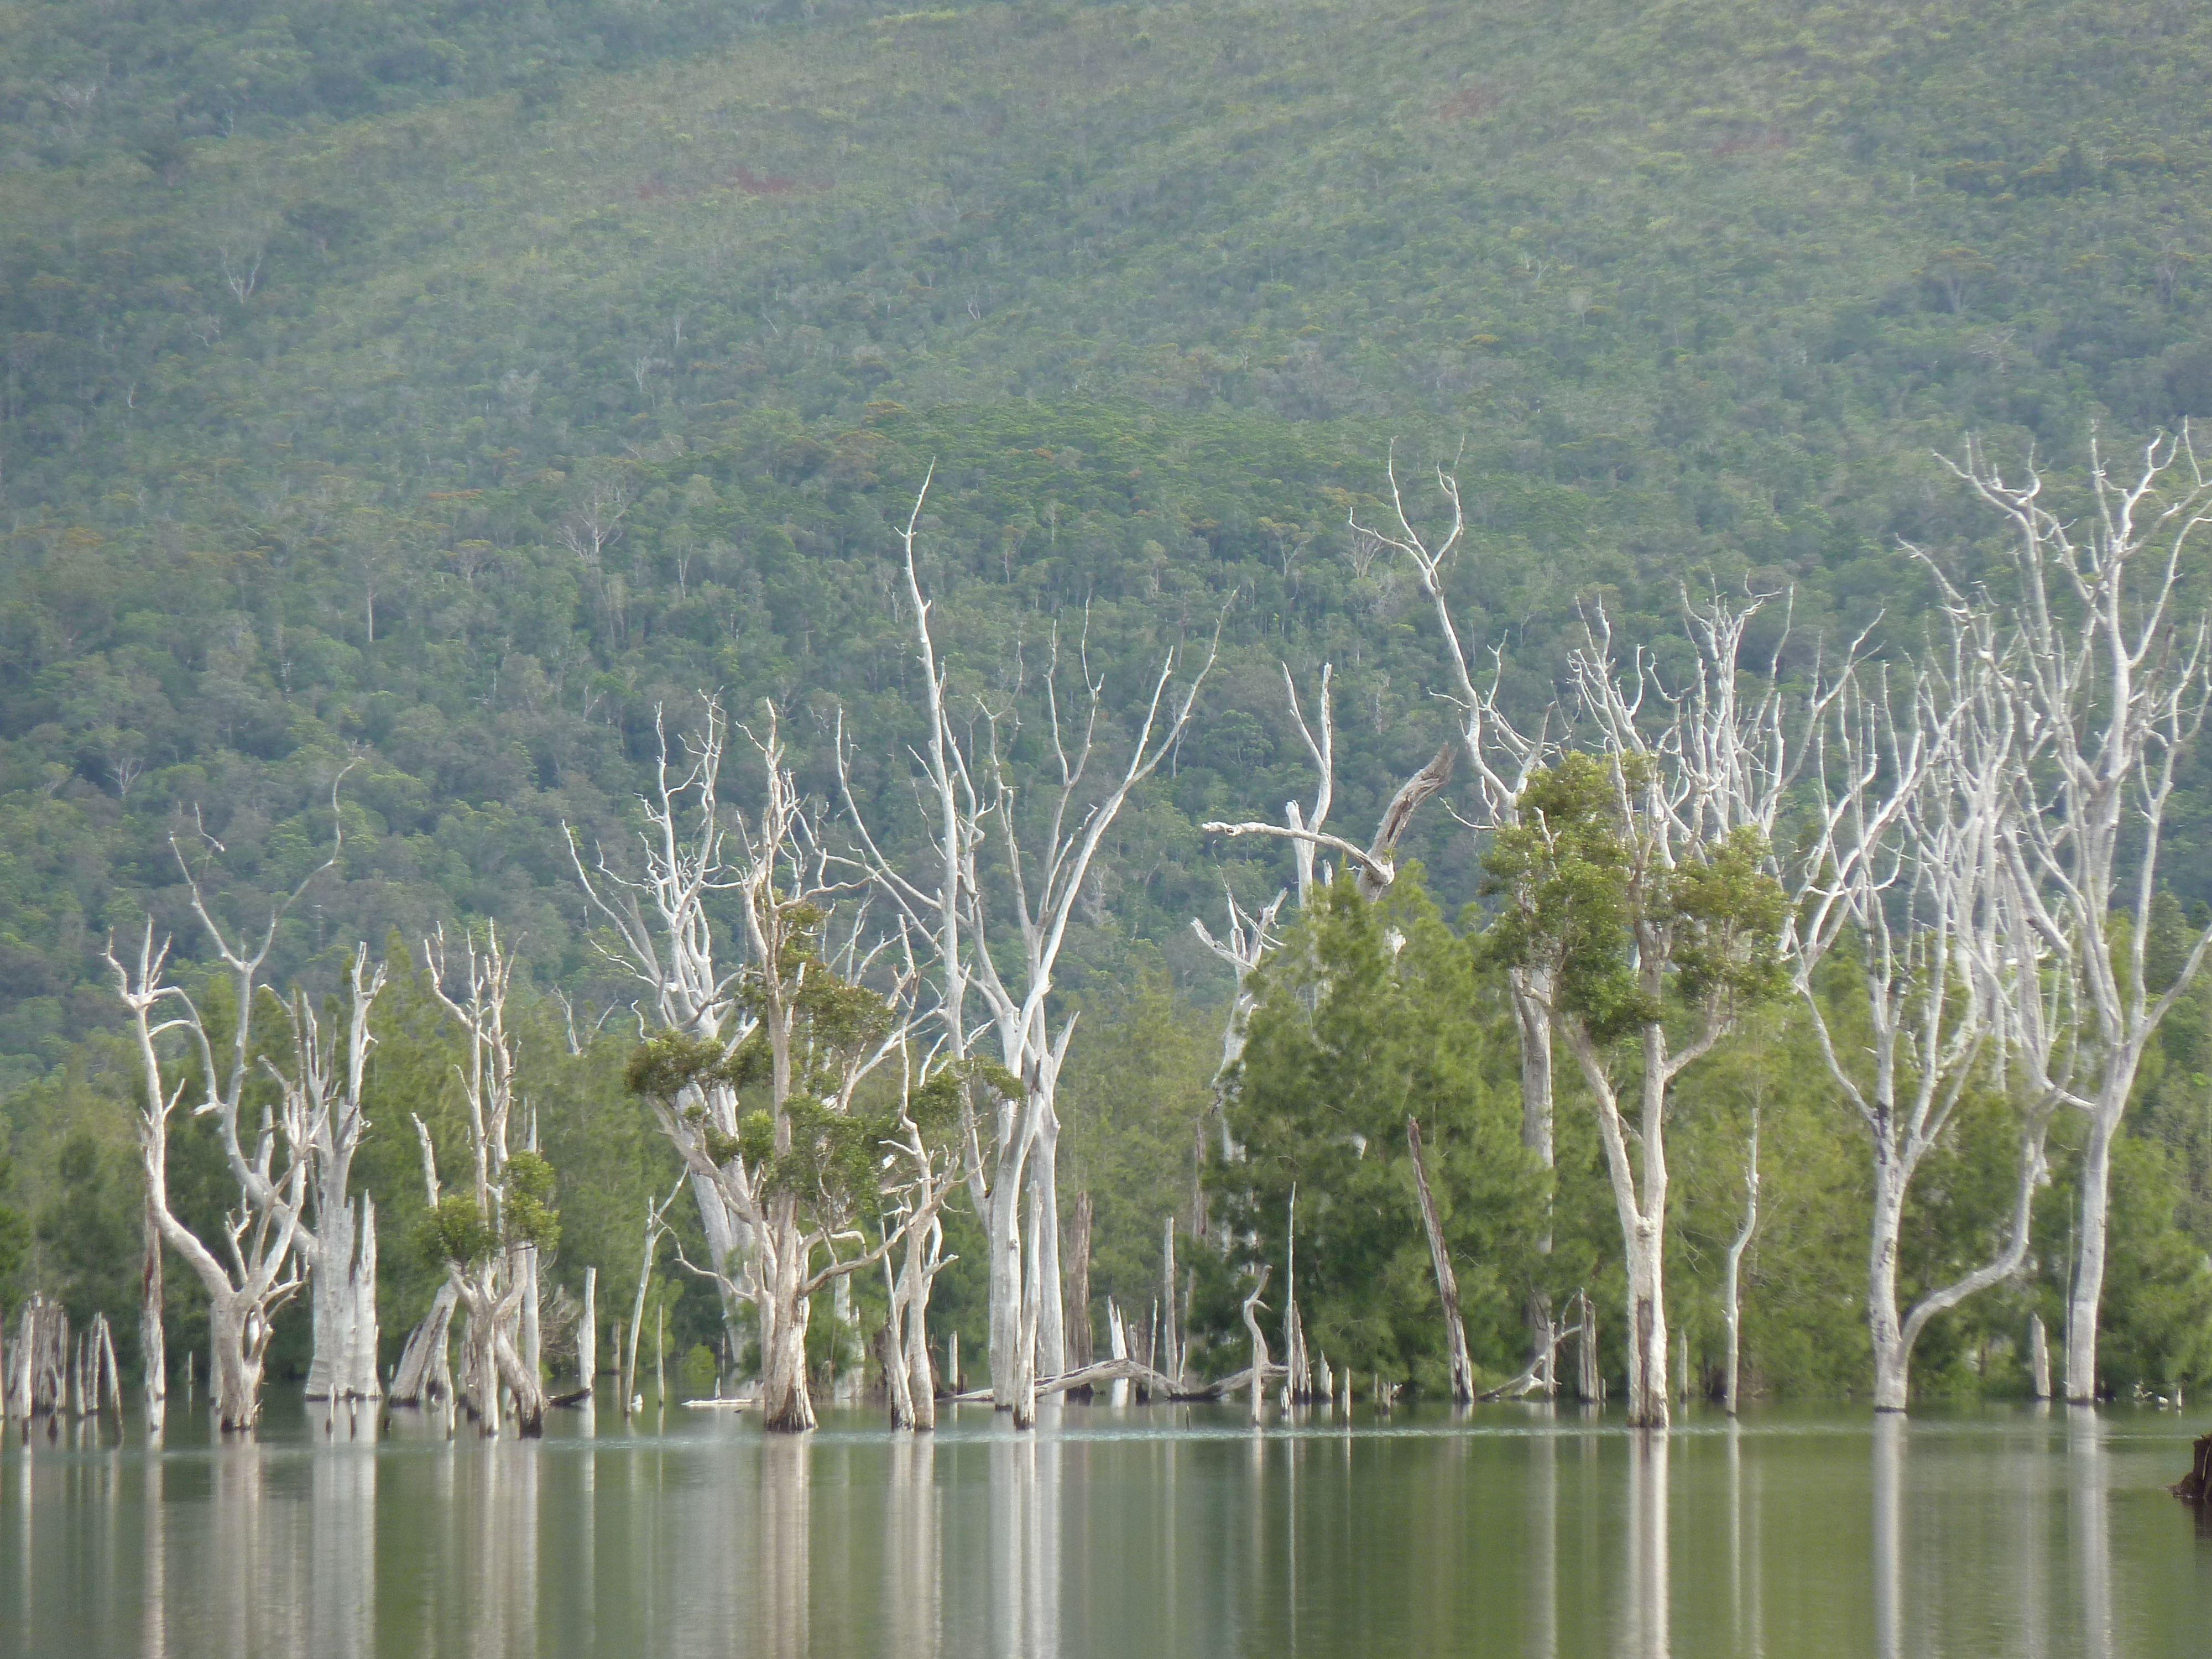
[1211,876,1544,1395]
[1484,751,1788,1425]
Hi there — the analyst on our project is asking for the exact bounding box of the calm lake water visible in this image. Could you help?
[3,1396,2208,1657]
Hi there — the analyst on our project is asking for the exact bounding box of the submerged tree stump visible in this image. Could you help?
[2172,1433,2212,1504]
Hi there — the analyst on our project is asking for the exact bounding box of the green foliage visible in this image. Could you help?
[0,1156,26,1286]
[1210,877,1547,1389]
[1484,755,1789,1042]
[1484,753,1657,1040]
[6,0,2212,1402]
[502,1149,561,1252]
[416,1192,498,1269]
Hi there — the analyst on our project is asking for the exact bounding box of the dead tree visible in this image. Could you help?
[838,470,1218,1426]
[1929,430,2212,1402]
[389,1282,457,1406]
[607,706,950,1432]
[1407,1118,1475,1404]
[270,945,389,1405]
[1791,628,2052,1412]
[879,1055,967,1431]
[418,924,553,1436]
[3,1296,70,1418]
[1354,456,1564,1376]
[1721,1104,1759,1417]
[1489,594,1815,1427]
[108,921,311,1432]
[565,701,755,1352]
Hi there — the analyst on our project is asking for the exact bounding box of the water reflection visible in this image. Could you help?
[759,1433,811,1659]
[2068,1406,2113,1659]
[989,1432,1061,1659]
[1,1403,2206,1657]
[1872,1413,1903,1659]
[1621,1432,1670,1659]
[308,1434,376,1659]
[886,1434,940,1659]
[1526,1415,1557,1659]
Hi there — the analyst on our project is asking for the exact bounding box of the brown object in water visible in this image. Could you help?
[2171,1432,2212,1503]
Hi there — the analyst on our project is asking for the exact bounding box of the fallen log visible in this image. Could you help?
[1480,1319,1584,1402]
[946,1354,1288,1406]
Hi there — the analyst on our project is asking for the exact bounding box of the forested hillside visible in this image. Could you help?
[7,0,2212,1402]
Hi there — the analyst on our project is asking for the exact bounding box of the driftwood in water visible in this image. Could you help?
[2172,1433,2212,1504]
[946,1353,1288,1406]
[1481,1313,1585,1402]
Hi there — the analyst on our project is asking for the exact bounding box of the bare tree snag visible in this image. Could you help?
[580,1268,597,1399]
[1929,430,2212,1404]
[1722,1107,1760,1417]
[390,1282,458,1406]
[839,470,1218,1425]
[1357,453,1562,1379]
[419,926,553,1436]
[1790,619,2049,1412]
[109,914,313,1432]
[278,945,390,1405]
[1407,1118,1475,1405]
[1241,1267,1271,1426]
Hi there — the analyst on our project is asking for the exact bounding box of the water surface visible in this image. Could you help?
[3,1396,2207,1656]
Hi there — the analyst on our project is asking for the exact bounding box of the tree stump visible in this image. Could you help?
[2171,1432,2212,1504]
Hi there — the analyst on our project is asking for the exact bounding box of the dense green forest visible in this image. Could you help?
[7,0,2212,1404]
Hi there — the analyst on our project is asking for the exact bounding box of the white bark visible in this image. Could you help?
[1722,1108,1759,1417]
[1407,1117,1475,1404]
[839,471,1218,1423]
[1241,1267,1271,1426]
[142,1190,166,1433]
[286,946,389,1403]
[390,1281,457,1405]
[1926,430,2212,1404]
[108,894,319,1432]
[579,1267,597,1397]
[1357,455,1563,1368]
[419,926,547,1436]
[1791,610,2050,1412]
[581,701,952,1434]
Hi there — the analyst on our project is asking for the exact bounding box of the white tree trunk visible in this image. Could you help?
[1723,1109,1760,1417]
[2067,1109,2118,1404]
[2030,1313,2052,1401]
[1407,1117,1475,1404]
[579,1267,597,1396]
[391,1283,457,1405]
[142,1194,166,1433]
[1623,1218,1668,1428]
[207,1292,272,1432]
[1031,1109,1065,1384]
[1868,1164,1911,1412]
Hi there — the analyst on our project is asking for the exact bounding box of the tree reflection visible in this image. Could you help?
[759,1433,811,1659]
[309,1435,377,1659]
[886,1434,941,1659]
[468,1441,539,1659]
[1623,1432,1669,1659]
[2067,1407,2111,1659]
[990,1433,1061,1659]
[1872,1413,1902,1659]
